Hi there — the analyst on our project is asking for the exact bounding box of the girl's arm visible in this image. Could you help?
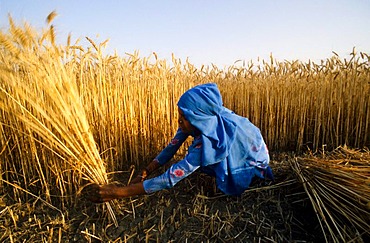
[84,182,146,203]
[142,157,200,194]
[84,136,202,203]
[131,128,188,184]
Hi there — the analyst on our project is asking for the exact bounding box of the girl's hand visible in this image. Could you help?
[130,159,160,184]
[130,169,148,184]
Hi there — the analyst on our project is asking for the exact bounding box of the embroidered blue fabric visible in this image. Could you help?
[143,83,272,195]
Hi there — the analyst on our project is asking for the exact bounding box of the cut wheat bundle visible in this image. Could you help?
[291,146,370,242]
[0,14,118,225]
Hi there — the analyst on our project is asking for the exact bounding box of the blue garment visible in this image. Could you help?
[143,83,272,195]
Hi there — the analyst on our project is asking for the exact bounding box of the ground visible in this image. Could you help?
[0,154,342,242]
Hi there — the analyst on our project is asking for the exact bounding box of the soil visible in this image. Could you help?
[0,154,353,242]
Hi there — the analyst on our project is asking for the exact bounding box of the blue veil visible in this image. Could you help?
[177,83,238,166]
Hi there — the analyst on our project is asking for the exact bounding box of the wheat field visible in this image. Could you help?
[0,14,369,242]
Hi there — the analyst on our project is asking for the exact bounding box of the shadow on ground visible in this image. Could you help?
[0,154,334,242]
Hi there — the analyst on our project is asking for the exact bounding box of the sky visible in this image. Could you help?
[1,0,369,68]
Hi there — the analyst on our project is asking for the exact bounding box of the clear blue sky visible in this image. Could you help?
[1,0,369,67]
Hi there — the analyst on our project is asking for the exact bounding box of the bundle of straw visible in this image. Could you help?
[291,146,370,242]
[0,13,117,224]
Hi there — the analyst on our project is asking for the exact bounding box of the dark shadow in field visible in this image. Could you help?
[72,157,327,242]
[5,153,363,242]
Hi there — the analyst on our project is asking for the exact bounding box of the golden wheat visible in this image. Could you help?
[0,14,369,236]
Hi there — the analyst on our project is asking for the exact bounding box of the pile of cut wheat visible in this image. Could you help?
[291,146,370,242]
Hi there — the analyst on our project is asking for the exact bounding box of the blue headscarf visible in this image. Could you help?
[177,83,238,166]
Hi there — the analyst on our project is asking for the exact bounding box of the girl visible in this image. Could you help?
[86,83,273,203]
